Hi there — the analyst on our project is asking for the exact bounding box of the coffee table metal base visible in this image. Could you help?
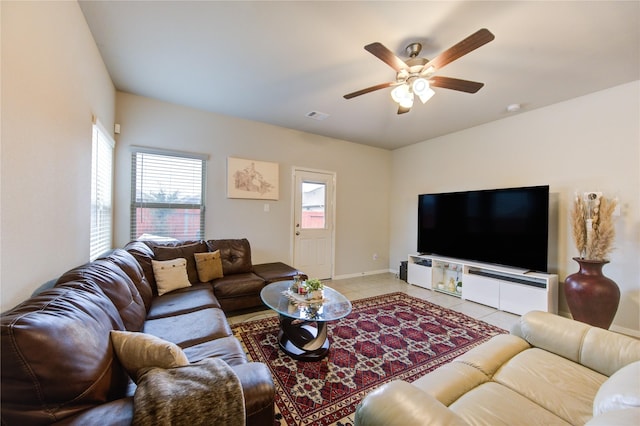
[278,315,329,361]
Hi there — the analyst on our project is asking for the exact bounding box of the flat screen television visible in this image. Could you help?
[418,185,549,272]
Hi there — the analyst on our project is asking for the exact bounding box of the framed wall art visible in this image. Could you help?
[227,157,279,200]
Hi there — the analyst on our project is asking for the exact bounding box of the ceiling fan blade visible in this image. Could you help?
[344,82,397,99]
[397,105,411,115]
[424,28,495,72]
[365,42,408,72]
[429,76,484,93]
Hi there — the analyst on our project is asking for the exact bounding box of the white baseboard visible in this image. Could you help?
[332,269,394,280]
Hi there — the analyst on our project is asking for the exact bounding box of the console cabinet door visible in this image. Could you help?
[500,282,547,315]
[408,263,432,289]
[462,274,499,308]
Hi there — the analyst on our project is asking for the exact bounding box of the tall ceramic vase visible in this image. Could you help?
[564,258,620,329]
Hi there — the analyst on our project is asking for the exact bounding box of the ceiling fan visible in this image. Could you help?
[344,28,495,114]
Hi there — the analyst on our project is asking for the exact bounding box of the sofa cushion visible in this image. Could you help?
[52,398,134,426]
[212,272,265,299]
[450,382,569,425]
[0,285,128,425]
[207,239,253,275]
[195,250,224,282]
[412,361,490,406]
[153,241,208,284]
[593,361,640,416]
[143,308,232,349]
[56,259,147,331]
[99,249,154,312]
[183,336,248,367]
[493,347,607,425]
[412,334,528,406]
[253,262,303,283]
[110,330,190,383]
[146,283,221,319]
[218,294,264,313]
[152,258,192,296]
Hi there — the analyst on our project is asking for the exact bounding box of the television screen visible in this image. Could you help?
[418,185,549,272]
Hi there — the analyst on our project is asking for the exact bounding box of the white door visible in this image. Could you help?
[293,169,335,280]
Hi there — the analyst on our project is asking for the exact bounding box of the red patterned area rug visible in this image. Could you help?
[231,292,506,426]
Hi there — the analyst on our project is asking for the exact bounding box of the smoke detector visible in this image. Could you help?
[305,111,330,121]
[506,103,521,113]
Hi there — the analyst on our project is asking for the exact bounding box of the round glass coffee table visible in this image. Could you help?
[260,281,352,361]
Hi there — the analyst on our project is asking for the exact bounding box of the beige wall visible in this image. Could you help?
[0,1,115,311]
[114,92,391,278]
[390,81,640,335]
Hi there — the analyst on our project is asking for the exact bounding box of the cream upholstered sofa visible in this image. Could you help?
[355,311,640,425]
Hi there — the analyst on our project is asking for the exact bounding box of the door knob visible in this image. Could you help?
[296,231,300,236]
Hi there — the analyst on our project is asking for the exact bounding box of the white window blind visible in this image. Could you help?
[130,148,207,240]
[90,120,115,260]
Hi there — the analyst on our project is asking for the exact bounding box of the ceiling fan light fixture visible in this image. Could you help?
[399,92,414,108]
[412,78,435,104]
[391,83,413,107]
[412,78,428,93]
[417,87,435,104]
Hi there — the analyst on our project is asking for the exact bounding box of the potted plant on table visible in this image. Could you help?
[303,278,324,300]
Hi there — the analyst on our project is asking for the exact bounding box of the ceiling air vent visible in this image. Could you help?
[305,111,330,121]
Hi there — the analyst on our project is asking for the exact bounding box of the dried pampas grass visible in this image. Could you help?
[570,196,587,257]
[588,197,617,260]
[570,194,617,261]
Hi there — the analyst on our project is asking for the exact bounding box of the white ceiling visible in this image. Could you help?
[79,1,640,150]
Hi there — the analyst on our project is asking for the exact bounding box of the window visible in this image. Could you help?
[90,120,115,260]
[131,147,207,240]
[301,182,326,229]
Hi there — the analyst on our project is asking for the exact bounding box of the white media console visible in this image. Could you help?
[408,254,558,315]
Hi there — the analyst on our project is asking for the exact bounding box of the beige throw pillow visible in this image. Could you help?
[110,330,189,383]
[194,250,224,282]
[151,258,191,296]
[153,242,208,284]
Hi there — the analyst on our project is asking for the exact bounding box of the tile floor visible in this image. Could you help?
[227,272,520,331]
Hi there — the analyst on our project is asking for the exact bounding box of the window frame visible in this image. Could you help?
[130,146,208,241]
[90,119,115,260]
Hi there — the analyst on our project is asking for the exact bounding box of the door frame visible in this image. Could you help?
[290,166,337,279]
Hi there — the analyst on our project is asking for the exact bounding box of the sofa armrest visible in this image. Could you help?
[354,380,467,426]
[232,362,275,426]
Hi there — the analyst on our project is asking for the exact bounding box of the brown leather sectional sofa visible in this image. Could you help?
[125,238,303,312]
[1,238,302,425]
